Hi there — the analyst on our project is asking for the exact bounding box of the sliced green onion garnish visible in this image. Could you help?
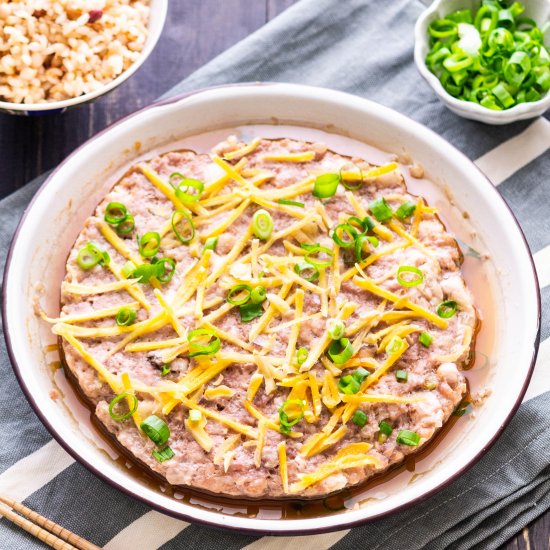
[352,367,369,384]
[139,232,161,258]
[252,209,274,240]
[419,332,433,347]
[140,415,170,446]
[250,286,267,304]
[327,319,346,340]
[296,347,309,366]
[395,200,417,220]
[304,245,334,268]
[152,446,174,462]
[396,430,421,446]
[153,257,176,284]
[278,198,305,208]
[116,214,135,236]
[313,173,340,199]
[161,363,171,377]
[369,197,393,222]
[397,265,424,287]
[332,223,359,248]
[171,210,195,244]
[116,307,136,327]
[294,262,320,282]
[278,399,305,434]
[379,420,393,436]
[337,374,360,395]
[395,369,408,382]
[188,328,221,357]
[76,242,110,270]
[352,410,368,427]
[328,338,354,365]
[354,234,373,263]
[108,392,138,421]
[170,173,204,204]
[239,302,264,323]
[104,202,128,225]
[131,263,159,284]
[387,335,404,354]
[202,236,219,255]
[340,165,364,191]
[227,284,252,306]
[437,300,458,318]
[121,261,136,278]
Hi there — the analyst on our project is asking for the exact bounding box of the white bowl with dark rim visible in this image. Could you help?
[2,83,540,534]
[0,0,168,116]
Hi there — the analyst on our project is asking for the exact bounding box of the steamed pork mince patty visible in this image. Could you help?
[48,136,477,499]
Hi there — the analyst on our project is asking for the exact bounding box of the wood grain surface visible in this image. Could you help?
[0,1,547,548]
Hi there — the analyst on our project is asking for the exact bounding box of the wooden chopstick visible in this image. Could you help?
[0,495,101,550]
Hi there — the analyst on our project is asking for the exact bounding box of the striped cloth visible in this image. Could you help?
[1,0,550,548]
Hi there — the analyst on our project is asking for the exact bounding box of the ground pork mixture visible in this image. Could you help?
[49,135,477,499]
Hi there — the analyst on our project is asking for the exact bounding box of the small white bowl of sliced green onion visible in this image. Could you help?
[414,0,550,124]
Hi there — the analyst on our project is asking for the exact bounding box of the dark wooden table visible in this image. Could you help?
[0,1,547,548]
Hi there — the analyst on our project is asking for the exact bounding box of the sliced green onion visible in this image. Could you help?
[396,430,421,446]
[161,363,171,377]
[296,347,309,366]
[188,328,221,357]
[77,243,110,270]
[327,319,346,340]
[397,265,424,287]
[116,214,135,236]
[294,262,320,282]
[355,234,374,263]
[340,165,364,191]
[352,367,369,384]
[332,223,359,248]
[116,307,136,326]
[419,332,433,348]
[170,173,204,204]
[203,236,218,255]
[153,257,176,284]
[352,410,368,427]
[140,415,170,446]
[328,338,354,365]
[108,392,138,421]
[428,18,458,39]
[239,303,264,323]
[395,200,417,220]
[132,263,159,284]
[139,232,161,258]
[121,261,136,278]
[252,209,274,240]
[387,335,405,354]
[171,210,195,244]
[369,196,393,222]
[152,446,174,462]
[395,369,408,382]
[278,399,305,434]
[437,300,458,318]
[304,245,334,268]
[104,202,128,225]
[227,284,252,306]
[250,286,267,304]
[313,173,340,199]
[337,374,361,395]
[379,420,393,436]
[278,198,305,208]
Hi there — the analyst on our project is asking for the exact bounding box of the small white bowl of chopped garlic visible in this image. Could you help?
[414,0,550,124]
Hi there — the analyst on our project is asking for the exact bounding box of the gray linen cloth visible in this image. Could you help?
[1,0,550,548]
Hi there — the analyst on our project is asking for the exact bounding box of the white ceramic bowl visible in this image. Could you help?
[0,0,168,116]
[414,0,550,124]
[2,84,540,534]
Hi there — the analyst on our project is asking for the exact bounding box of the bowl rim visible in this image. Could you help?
[413,0,550,120]
[2,82,541,535]
[0,0,168,112]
